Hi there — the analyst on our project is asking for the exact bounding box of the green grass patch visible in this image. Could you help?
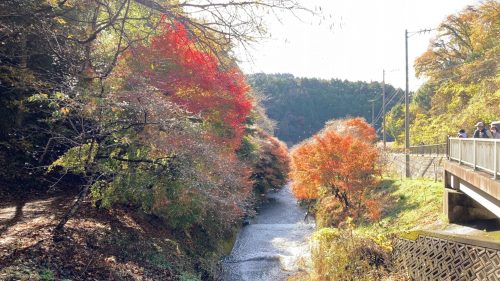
[147,252,173,270]
[39,267,55,281]
[357,177,446,236]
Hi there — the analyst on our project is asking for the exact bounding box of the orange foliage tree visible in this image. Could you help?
[290,118,380,226]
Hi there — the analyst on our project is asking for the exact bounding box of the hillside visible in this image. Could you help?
[0,2,292,280]
[247,73,402,145]
[385,1,499,145]
[0,189,232,280]
[296,177,445,281]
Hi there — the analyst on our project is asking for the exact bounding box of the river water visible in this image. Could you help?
[220,185,315,281]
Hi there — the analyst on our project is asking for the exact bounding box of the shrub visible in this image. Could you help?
[310,222,391,281]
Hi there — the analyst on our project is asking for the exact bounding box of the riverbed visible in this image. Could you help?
[220,185,315,281]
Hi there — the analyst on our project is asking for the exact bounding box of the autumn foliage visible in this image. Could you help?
[290,118,380,226]
[249,129,290,194]
[107,22,288,231]
[0,1,296,279]
[85,21,261,234]
[387,1,500,145]
[121,22,252,148]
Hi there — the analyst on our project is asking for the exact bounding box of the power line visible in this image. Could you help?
[374,90,404,126]
[373,88,401,126]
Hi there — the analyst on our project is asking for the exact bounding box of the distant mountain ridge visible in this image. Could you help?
[247,73,401,145]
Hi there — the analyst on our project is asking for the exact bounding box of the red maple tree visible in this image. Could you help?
[120,22,252,148]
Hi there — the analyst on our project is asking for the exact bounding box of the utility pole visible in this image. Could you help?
[369,99,375,126]
[382,69,386,149]
[405,29,410,178]
[404,28,433,178]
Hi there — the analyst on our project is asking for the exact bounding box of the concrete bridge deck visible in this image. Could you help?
[444,138,500,223]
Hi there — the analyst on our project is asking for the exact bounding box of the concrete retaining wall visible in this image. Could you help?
[393,231,500,280]
[384,153,445,180]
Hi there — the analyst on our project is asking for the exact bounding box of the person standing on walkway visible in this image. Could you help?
[473,122,490,138]
[490,124,500,139]
[457,129,467,138]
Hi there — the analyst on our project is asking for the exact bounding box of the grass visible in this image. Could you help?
[39,268,55,281]
[293,176,500,280]
[356,177,446,236]
[288,177,445,281]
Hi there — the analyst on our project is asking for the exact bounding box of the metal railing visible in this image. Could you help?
[448,137,500,180]
[409,143,447,156]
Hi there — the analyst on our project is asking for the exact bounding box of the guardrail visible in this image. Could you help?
[448,137,500,180]
[409,143,446,156]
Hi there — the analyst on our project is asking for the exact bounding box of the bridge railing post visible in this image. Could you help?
[458,139,462,165]
[473,139,477,170]
[495,141,498,180]
[446,136,450,160]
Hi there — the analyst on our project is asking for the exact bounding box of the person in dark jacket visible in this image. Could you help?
[473,122,490,138]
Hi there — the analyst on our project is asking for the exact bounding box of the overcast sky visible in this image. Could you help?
[236,0,479,91]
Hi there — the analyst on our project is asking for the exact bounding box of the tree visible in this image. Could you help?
[247,73,402,145]
[392,0,500,145]
[0,0,306,178]
[46,87,254,239]
[0,0,306,236]
[290,118,380,226]
[120,22,253,148]
[244,129,290,194]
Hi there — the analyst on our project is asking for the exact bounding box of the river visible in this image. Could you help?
[220,185,315,281]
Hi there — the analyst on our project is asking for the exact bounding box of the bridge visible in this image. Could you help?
[391,138,500,280]
[444,137,500,223]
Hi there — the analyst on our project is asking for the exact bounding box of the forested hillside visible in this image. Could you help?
[0,1,294,279]
[386,0,499,145]
[247,73,401,145]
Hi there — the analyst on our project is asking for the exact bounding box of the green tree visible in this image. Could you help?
[388,1,500,145]
[247,73,402,145]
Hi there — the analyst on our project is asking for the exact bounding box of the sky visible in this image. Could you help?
[236,0,479,91]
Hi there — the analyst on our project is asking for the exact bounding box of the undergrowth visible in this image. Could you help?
[357,177,445,236]
[296,177,444,281]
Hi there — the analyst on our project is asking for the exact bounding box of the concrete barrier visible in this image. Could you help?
[393,230,500,280]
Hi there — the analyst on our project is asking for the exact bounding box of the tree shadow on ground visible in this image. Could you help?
[0,200,26,236]
[0,198,184,281]
[0,191,72,236]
